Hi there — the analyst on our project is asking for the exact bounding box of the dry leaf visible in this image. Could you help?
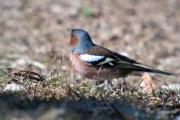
[140,72,156,94]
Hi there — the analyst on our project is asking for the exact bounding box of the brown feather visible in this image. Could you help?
[85,46,113,56]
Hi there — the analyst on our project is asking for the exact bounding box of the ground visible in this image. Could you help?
[0,0,180,119]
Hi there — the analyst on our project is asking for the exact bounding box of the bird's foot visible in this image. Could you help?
[96,79,112,89]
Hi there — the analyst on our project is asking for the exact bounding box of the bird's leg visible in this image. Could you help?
[122,77,128,91]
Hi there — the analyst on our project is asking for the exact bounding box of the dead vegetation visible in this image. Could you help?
[0,66,179,120]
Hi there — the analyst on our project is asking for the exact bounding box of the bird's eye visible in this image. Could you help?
[71,31,74,36]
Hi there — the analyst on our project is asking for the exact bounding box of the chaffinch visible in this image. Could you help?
[67,29,173,81]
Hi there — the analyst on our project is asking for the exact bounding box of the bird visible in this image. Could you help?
[67,28,173,85]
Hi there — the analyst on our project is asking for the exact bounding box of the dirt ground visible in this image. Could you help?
[0,0,180,86]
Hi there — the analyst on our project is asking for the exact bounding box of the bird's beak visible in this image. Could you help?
[67,28,72,33]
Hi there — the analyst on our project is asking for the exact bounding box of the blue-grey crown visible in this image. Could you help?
[73,29,96,53]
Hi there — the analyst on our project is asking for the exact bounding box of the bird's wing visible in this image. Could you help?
[79,46,173,75]
[112,51,153,68]
[79,46,138,66]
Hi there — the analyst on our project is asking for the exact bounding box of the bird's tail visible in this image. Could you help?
[116,61,174,75]
[134,67,173,75]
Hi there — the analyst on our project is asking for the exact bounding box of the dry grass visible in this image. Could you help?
[0,66,179,120]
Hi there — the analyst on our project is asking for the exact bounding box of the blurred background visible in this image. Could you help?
[0,0,179,86]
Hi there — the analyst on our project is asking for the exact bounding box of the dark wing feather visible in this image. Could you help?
[81,46,173,75]
[82,46,143,65]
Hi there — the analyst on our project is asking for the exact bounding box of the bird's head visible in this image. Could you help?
[67,29,95,53]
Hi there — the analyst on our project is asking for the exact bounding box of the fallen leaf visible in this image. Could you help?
[140,73,156,94]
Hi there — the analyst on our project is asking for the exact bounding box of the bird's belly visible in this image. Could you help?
[71,60,121,81]
[82,67,122,81]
